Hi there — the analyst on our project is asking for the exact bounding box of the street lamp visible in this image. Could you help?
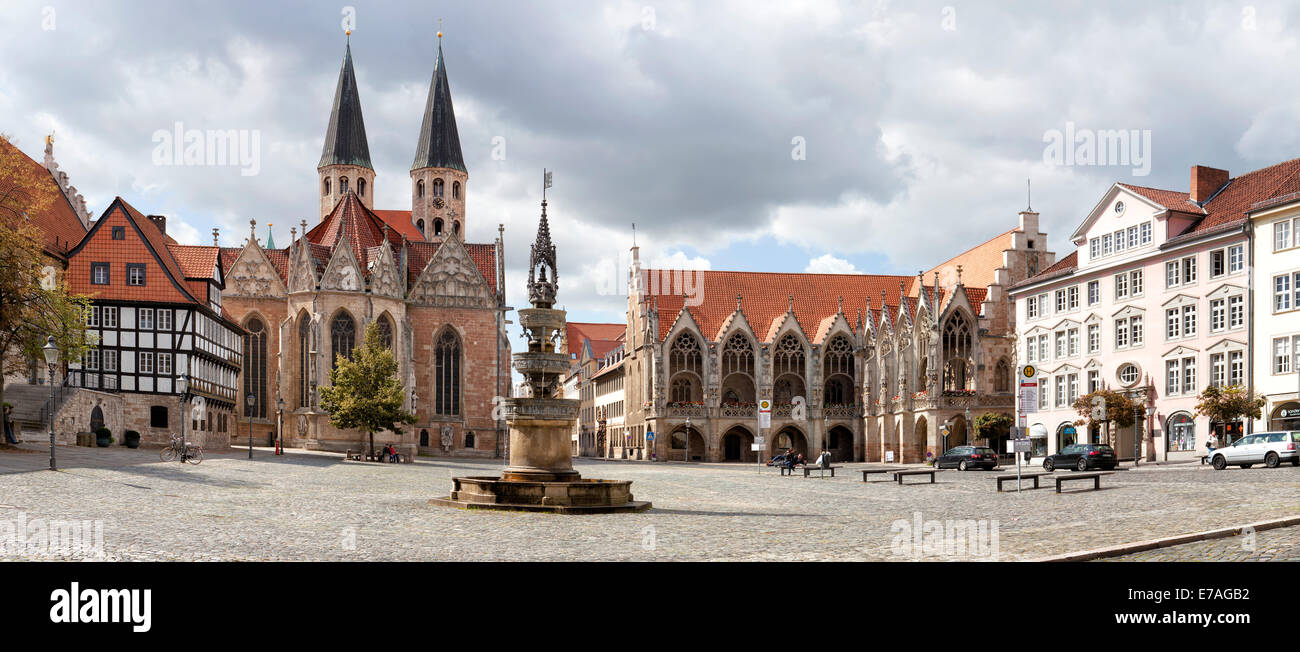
[176,372,189,463]
[42,336,59,471]
[684,415,691,463]
[1144,405,1156,464]
[246,392,256,459]
[276,397,285,455]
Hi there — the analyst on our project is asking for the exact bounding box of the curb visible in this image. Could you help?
[1032,515,1300,561]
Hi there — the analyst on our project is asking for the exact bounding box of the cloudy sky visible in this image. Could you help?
[4,0,1300,339]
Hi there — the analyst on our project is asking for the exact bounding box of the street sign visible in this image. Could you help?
[750,444,762,451]
[1013,438,1032,453]
[1063,424,1076,436]
[1022,365,1036,378]
[754,436,766,447]
[940,425,950,436]
[759,399,772,428]
[646,431,655,441]
[1019,378,1038,414]
[885,451,895,463]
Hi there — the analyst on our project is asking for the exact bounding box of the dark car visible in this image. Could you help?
[1043,443,1117,471]
[934,445,999,471]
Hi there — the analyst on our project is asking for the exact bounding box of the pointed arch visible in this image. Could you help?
[376,312,395,350]
[942,309,973,392]
[243,313,268,418]
[668,331,703,403]
[773,332,807,404]
[297,310,312,409]
[417,179,425,198]
[433,178,445,197]
[994,357,1011,393]
[433,326,462,416]
[823,333,855,406]
[330,309,357,368]
[357,177,366,198]
[721,330,756,405]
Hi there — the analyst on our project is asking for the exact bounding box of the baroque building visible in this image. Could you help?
[218,35,510,460]
[622,209,1050,464]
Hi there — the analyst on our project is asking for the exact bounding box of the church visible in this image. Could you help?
[218,35,510,460]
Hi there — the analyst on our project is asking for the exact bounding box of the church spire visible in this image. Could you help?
[412,35,465,172]
[527,196,557,309]
[319,34,372,170]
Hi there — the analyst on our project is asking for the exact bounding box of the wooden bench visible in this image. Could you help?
[893,469,936,485]
[1055,471,1110,493]
[860,468,896,482]
[994,472,1046,492]
[779,465,800,476]
[803,465,836,478]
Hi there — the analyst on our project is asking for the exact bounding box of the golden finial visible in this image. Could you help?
[345,29,351,36]
[438,18,443,39]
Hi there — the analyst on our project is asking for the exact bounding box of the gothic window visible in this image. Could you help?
[433,178,444,197]
[331,312,356,368]
[722,332,756,404]
[417,179,425,198]
[454,221,461,236]
[340,176,349,195]
[243,316,267,418]
[323,177,331,196]
[358,178,366,197]
[434,329,461,416]
[452,181,460,199]
[416,219,425,235]
[994,358,1011,393]
[773,333,807,403]
[942,311,973,391]
[823,335,855,406]
[298,315,311,408]
[669,332,702,403]
[376,314,394,350]
[434,219,444,236]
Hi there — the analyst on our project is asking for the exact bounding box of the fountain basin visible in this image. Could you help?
[430,476,651,514]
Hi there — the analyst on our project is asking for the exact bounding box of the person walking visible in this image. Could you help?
[1206,432,1219,456]
[2,404,17,445]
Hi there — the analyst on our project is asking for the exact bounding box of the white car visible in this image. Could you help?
[1209,431,1300,470]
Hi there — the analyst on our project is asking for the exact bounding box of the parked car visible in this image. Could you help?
[1209,431,1300,470]
[934,445,999,471]
[1043,443,1117,471]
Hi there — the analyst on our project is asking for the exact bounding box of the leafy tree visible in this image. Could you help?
[319,322,415,458]
[1194,384,1265,425]
[974,412,1014,442]
[0,134,95,410]
[1072,388,1137,445]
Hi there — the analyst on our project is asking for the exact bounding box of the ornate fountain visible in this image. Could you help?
[431,197,650,513]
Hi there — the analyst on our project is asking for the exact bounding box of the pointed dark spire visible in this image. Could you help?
[412,38,466,172]
[319,36,373,169]
[527,199,557,308]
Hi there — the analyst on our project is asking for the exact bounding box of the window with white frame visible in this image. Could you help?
[1228,244,1244,273]
[1210,353,1225,387]
[1131,269,1144,296]
[1130,315,1144,346]
[1087,280,1100,305]
[139,352,154,374]
[1127,225,1139,249]
[1119,363,1140,386]
[1067,286,1079,310]
[1026,337,1037,363]
[1275,337,1294,374]
[1088,369,1101,392]
[1114,230,1126,253]
[1115,319,1130,348]
[1140,222,1152,245]
[85,349,99,370]
[1166,305,1196,340]
[1103,233,1114,256]
[1210,249,1226,278]
[158,309,172,331]
[87,306,100,328]
[1055,331,1067,358]
[1166,256,1198,288]
[1055,376,1066,407]
[1210,298,1226,332]
[1166,357,1196,395]
[103,306,117,328]
[1274,272,1299,312]
[1088,323,1100,353]
[1038,336,1049,362]
[1068,373,1079,403]
[1056,289,1067,313]
[1228,295,1244,329]
[1090,238,1100,259]
[139,308,154,330]
[1026,297,1038,319]
[1277,220,1293,251]
[1039,377,1049,410]
[1115,273,1129,299]
[1068,328,1079,356]
[1229,350,1244,386]
[1166,359,1179,395]
[102,350,117,372]
[159,353,173,375]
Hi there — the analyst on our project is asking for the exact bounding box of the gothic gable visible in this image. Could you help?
[320,242,364,293]
[288,241,318,293]
[226,241,287,298]
[367,244,402,298]
[408,235,495,308]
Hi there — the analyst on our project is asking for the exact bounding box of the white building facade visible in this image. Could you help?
[1249,198,1300,432]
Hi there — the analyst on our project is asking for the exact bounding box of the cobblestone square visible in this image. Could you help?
[1,445,1297,561]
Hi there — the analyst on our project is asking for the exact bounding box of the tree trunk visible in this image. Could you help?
[368,430,375,459]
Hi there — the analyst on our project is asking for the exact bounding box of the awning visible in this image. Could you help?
[1028,424,1049,439]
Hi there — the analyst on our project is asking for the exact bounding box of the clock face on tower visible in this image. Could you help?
[432,197,445,209]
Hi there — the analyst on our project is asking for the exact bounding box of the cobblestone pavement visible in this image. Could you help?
[1099,524,1300,561]
[0,444,1297,561]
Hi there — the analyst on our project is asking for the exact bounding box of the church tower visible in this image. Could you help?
[410,34,467,242]
[318,33,375,221]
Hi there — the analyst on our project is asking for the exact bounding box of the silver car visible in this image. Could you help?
[1209,431,1300,470]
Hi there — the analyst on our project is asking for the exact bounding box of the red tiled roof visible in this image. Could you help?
[372,209,423,241]
[168,244,219,279]
[643,269,914,342]
[306,191,401,272]
[66,197,206,307]
[405,240,499,295]
[1116,183,1203,214]
[1,136,87,258]
[920,228,1015,293]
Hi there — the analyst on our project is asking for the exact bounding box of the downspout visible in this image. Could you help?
[1246,219,1255,435]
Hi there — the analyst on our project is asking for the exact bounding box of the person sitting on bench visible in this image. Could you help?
[767,451,788,467]
[812,450,831,469]
[785,452,804,471]
[386,444,400,463]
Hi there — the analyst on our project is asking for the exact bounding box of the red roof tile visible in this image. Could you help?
[168,244,219,279]
[642,269,914,342]
[1,136,87,259]
[372,209,423,241]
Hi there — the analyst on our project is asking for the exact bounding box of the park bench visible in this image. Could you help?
[803,465,836,478]
[1055,471,1110,493]
[860,468,896,482]
[993,472,1046,492]
[344,449,363,461]
[893,469,936,485]
[779,465,801,476]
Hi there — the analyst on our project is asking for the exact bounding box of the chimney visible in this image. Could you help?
[147,214,167,235]
[1190,165,1229,204]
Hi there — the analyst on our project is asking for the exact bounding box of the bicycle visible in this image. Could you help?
[160,434,204,464]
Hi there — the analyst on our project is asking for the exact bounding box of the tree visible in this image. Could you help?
[318,321,415,458]
[974,412,1014,442]
[1072,388,1137,445]
[1194,384,1265,426]
[0,134,95,411]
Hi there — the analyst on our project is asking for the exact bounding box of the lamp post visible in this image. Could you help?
[1145,405,1156,463]
[684,415,691,463]
[177,372,189,463]
[276,397,285,455]
[246,392,255,459]
[42,336,59,471]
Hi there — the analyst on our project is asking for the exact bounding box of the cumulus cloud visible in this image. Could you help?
[804,253,858,274]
